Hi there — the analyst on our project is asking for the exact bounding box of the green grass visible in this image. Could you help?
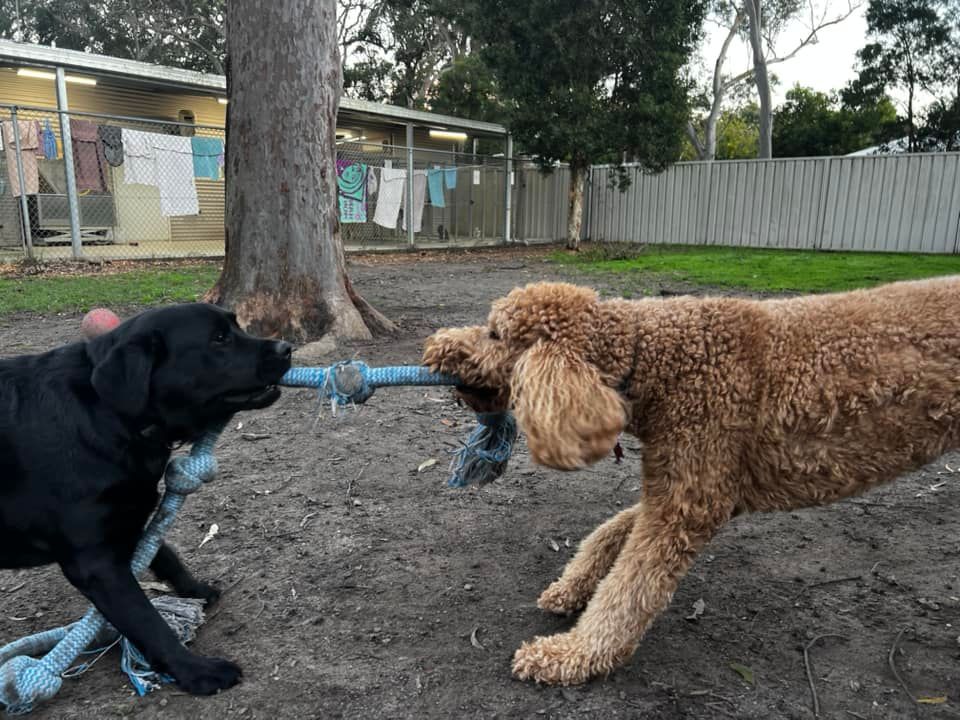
[552,244,960,293]
[0,265,220,315]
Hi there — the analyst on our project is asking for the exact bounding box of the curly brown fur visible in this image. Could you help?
[423,277,960,685]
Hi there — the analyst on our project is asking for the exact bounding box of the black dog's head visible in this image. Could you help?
[85,303,292,439]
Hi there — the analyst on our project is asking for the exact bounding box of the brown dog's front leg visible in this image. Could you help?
[537,503,643,615]
[513,497,730,685]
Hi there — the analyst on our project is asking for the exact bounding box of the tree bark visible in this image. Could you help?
[566,163,587,250]
[744,0,773,158]
[207,0,395,341]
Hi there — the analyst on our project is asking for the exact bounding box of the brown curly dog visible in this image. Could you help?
[422,278,960,686]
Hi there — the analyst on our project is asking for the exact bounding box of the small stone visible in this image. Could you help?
[159,698,168,708]
[464,583,474,591]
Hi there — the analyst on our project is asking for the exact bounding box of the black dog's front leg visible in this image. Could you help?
[61,552,241,696]
[151,543,221,605]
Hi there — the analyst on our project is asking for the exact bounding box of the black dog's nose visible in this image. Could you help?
[274,341,293,359]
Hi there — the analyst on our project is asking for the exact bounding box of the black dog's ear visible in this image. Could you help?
[88,332,159,417]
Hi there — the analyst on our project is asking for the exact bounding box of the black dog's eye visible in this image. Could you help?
[212,329,231,345]
[489,329,500,340]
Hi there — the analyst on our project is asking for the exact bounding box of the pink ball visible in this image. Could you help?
[81,308,121,340]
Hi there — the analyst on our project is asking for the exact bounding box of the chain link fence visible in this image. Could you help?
[0,104,518,262]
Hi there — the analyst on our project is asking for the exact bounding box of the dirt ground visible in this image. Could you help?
[1,249,958,720]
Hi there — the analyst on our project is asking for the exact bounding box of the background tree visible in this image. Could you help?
[772,84,898,155]
[687,0,862,160]
[851,0,952,152]
[460,0,704,250]
[4,0,226,73]
[207,0,393,340]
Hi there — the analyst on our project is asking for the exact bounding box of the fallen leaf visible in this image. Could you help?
[685,598,706,621]
[918,697,947,705]
[199,523,219,548]
[730,662,754,684]
[417,458,438,473]
[140,581,171,593]
[470,626,486,651]
[547,537,560,552]
[440,419,455,427]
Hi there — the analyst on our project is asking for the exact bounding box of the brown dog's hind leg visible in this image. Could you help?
[537,504,642,615]
[514,494,731,685]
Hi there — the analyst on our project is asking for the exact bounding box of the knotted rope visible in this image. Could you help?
[0,363,515,714]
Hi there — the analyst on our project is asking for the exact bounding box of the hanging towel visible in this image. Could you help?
[121,128,158,186]
[69,118,109,192]
[426,168,445,208]
[2,119,42,197]
[443,166,457,189]
[98,125,124,167]
[402,170,428,233]
[41,119,57,160]
[151,134,199,216]
[191,136,224,180]
[373,167,406,229]
[336,160,372,223]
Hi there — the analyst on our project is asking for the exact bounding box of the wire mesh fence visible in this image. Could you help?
[0,103,519,262]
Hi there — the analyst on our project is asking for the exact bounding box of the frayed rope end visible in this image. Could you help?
[448,412,517,488]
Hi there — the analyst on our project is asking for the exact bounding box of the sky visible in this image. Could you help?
[699,3,872,105]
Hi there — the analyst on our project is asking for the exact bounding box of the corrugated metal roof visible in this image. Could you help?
[0,40,508,137]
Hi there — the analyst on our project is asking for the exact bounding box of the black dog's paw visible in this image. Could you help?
[192,580,222,606]
[173,656,242,696]
[174,579,221,606]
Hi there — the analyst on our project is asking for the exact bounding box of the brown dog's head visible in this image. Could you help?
[423,282,627,470]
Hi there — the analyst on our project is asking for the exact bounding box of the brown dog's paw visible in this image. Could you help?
[512,632,631,685]
[537,579,590,615]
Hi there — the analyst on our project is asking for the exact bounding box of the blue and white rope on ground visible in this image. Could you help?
[0,363,516,715]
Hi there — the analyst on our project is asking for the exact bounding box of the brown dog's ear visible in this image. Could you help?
[89,332,158,418]
[511,341,626,470]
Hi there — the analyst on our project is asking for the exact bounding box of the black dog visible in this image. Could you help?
[0,303,291,695]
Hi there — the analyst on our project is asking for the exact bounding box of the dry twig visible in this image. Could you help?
[803,633,845,718]
[888,626,916,704]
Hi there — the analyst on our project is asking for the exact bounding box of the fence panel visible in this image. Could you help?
[515,154,960,253]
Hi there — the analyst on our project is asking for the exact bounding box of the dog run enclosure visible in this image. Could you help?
[0,40,520,261]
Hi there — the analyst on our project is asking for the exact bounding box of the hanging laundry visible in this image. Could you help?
[191,136,224,180]
[336,160,375,223]
[152,134,199,216]
[97,125,124,167]
[373,167,407,229]
[69,119,109,192]
[443,166,457,189]
[41,119,58,160]
[427,168,445,208]
[402,170,428,233]
[121,129,158,186]
[1,119,43,197]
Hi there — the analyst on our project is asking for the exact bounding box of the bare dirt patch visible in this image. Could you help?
[1,252,957,719]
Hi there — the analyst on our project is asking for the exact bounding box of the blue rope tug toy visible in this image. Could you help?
[0,362,516,715]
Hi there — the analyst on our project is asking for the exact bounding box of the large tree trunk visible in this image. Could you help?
[744,0,773,159]
[207,0,395,341]
[566,163,587,250]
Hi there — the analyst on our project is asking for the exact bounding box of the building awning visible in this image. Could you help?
[0,39,508,137]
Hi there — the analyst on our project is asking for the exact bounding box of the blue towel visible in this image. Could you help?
[191,136,224,180]
[41,119,58,160]
[443,166,457,189]
[427,168,445,208]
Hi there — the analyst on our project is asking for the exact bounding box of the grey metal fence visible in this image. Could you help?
[575,154,960,253]
[0,104,516,261]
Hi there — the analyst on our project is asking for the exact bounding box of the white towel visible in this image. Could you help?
[373,167,407,229]
[401,170,427,233]
[151,134,199,217]
[121,130,198,216]
[121,129,158,186]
